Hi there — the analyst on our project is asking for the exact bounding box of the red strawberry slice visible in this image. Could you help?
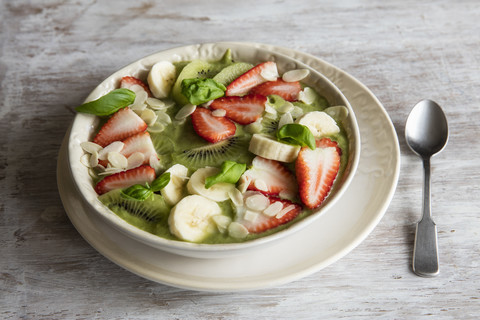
[239,194,302,233]
[295,138,341,209]
[210,94,266,125]
[225,61,278,96]
[120,76,152,96]
[191,107,236,143]
[93,107,147,147]
[244,156,297,197]
[250,79,302,101]
[94,165,156,195]
[120,131,157,163]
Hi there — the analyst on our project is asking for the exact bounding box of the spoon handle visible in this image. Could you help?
[413,157,439,277]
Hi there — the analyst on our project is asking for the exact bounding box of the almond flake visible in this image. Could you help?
[147,121,165,133]
[277,101,294,113]
[155,110,172,124]
[89,151,99,167]
[254,179,268,192]
[212,109,227,117]
[80,141,103,154]
[278,112,294,128]
[263,201,284,217]
[141,108,158,126]
[276,204,296,219]
[127,152,145,169]
[212,215,232,234]
[237,174,252,193]
[108,152,128,169]
[298,87,316,105]
[175,104,196,120]
[245,194,270,211]
[80,154,91,167]
[282,69,310,82]
[228,188,244,207]
[145,97,167,110]
[98,141,124,160]
[228,222,249,239]
[98,167,124,176]
[260,65,279,81]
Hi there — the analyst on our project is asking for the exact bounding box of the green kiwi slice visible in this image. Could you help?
[171,49,234,105]
[172,136,251,170]
[99,189,171,232]
[212,62,253,86]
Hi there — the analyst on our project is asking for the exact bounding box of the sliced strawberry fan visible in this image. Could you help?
[95,165,156,195]
[210,94,266,125]
[93,107,147,147]
[225,61,278,96]
[295,138,341,209]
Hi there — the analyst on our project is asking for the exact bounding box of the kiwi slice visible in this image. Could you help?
[172,136,250,170]
[99,189,171,232]
[213,62,253,86]
[171,50,234,105]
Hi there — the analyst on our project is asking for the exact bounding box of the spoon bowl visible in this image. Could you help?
[405,99,448,277]
[405,99,448,158]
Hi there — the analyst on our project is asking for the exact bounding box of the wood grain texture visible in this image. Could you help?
[1,0,479,319]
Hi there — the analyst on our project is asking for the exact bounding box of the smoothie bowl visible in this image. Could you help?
[67,42,360,258]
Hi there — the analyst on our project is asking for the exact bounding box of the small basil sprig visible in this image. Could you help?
[205,161,246,189]
[150,172,171,192]
[75,88,136,116]
[181,78,226,105]
[277,123,316,150]
[121,184,153,201]
[120,172,171,201]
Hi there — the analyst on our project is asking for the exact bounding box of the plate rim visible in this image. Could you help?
[57,42,400,291]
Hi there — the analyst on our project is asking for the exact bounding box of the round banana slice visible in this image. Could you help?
[295,111,340,138]
[168,195,221,242]
[147,61,176,99]
[187,167,236,202]
[248,134,300,163]
[161,164,189,206]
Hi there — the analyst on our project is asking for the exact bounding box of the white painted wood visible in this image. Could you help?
[1,0,479,318]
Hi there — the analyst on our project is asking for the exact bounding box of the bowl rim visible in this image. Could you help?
[67,42,361,255]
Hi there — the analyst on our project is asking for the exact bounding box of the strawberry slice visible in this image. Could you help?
[93,107,147,147]
[250,79,302,101]
[94,165,156,195]
[210,94,266,125]
[191,107,236,143]
[239,194,302,233]
[295,138,341,209]
[120,131,157,163]
[244,156,297,197]
[120,76,152,96]
[225,61,278,96]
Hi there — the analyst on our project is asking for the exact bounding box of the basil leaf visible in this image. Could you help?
[121,184,153,201]
[151,172,171,192]
[75,88,136,116]
[277,123,316,150]
[181,78,226,105]
[205,161,246,189]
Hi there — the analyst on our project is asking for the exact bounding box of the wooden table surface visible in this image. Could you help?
[1,0,479,319]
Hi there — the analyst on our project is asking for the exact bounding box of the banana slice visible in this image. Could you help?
[187,167,236,202]
[295,111,340,138]
[248,134,300,162]
[147,61,176,99]
[161,164,189,206]
[168,195,221,242]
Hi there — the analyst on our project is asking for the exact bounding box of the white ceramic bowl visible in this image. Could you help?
[67,42,360,258]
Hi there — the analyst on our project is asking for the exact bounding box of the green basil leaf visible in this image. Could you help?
[205,161,246,189]
[181,78,226,105]
[75,88,136,116]
[150,172,171,192]
[121,184,153,201]
[277,123,316,150]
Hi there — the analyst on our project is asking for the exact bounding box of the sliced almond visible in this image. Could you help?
[141,108,158,126]
[80,141,103,154]
[276,204,296,219]
[212,109,226,117]
[212,215,232,234]
[228,222,249,239]
[98,141,124,160]
[282,69,310,82]
[175,104,196,120]
[298,87,316,105]
[108,152,128,169]
[263,201,284,217]
[145,97,167,110]
[245,194,270,211]
[127,152,145,169]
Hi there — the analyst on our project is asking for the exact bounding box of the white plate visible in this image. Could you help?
[57,42,400,292]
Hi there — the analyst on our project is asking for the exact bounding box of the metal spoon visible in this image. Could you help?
[405,99,448,277]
